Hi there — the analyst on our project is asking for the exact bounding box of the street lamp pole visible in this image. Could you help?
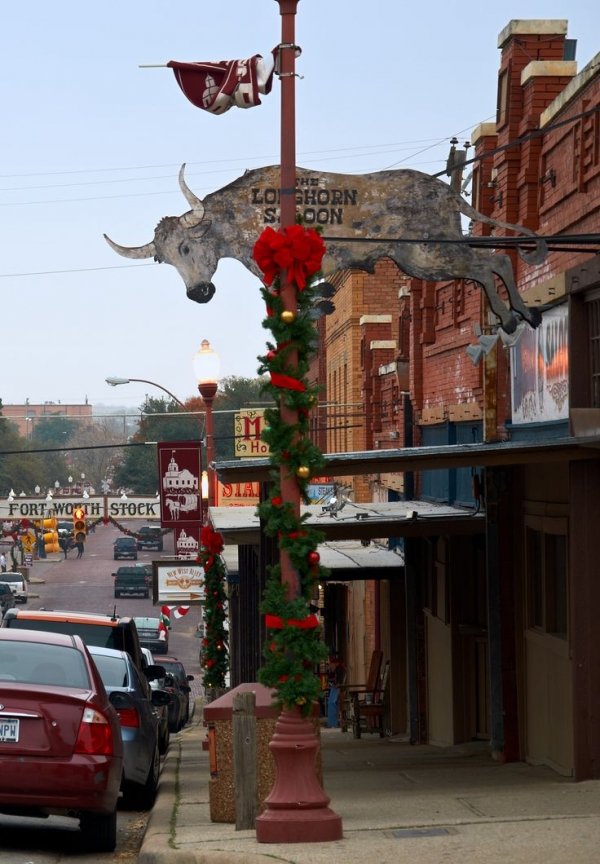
[255,0,342,844]
[193,339,220,514]
[106,376,185,407]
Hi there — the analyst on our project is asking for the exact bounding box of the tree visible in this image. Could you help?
[113,397,200,495]
[212,376,272,461]
[0,400,48,495]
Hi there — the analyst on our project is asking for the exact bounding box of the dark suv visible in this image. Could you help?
[136,526,164,552]
[114,536,138,560]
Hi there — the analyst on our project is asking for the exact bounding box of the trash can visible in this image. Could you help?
[203,683,322,823]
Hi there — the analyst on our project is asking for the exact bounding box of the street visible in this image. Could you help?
[0,522,203,862]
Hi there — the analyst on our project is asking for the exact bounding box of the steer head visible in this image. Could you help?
[103,164,217,304]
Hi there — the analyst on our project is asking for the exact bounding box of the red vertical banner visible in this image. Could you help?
[157,442,203,527]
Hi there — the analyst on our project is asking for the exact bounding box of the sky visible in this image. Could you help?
[2,1,598,411]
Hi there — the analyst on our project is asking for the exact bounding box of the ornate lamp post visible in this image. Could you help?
[193,339,220,514]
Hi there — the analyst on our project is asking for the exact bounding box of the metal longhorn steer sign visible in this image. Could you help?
[104,164,546,333]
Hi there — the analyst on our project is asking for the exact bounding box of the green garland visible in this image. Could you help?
[253,225,329,715]
[197,524,229,690]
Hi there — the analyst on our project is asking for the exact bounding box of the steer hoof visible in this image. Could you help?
[524,305,542,329]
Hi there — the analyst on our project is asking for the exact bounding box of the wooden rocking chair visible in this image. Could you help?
[350,660,389,738]
[339,649,382,734]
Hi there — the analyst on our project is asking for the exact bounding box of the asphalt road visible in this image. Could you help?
[0,521,204,863]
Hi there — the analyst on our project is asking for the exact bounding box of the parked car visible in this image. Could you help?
[0,583,16,618]
[134,616,168,654]
[1,608,146,680]
[0,571,28,603]
[114,536,138,560]
[0,629,123,851]
[141,646,170,754]
[136,525,164,551]
[158,670,187,732]
[87,645,169,809]
[157,656,194,728]
[113,566,149,599]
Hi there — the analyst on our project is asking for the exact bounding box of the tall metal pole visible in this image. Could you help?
[277,0,300,600]
[256,1,342,844]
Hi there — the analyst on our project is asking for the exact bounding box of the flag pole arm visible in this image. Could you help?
[138,64,169,68]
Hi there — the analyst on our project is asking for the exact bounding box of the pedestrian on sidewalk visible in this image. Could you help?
[326,654,345,728]
[0,552,6,573]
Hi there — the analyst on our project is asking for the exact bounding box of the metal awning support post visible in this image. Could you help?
[255,0,343,844]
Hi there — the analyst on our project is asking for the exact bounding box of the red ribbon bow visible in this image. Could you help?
[253,225,326,291]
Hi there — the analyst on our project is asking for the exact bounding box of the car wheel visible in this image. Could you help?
[141,743,161,809]
[79,808,117,852]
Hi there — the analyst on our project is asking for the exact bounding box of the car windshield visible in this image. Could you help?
[89,652,129,688]
[6,618,123,649]
[0,640,90,688]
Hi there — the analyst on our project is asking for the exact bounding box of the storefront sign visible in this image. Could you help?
[234,409,270,457]
[153,559,204,605]
[511,305,569,424]
[216,481,261,507]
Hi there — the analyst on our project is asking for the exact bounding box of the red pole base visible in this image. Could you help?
[255,706,343,843]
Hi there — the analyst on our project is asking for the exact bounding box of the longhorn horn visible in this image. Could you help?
[103,233,156,260]
[178,163,205,227]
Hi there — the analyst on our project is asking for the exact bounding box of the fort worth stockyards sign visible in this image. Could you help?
[1,497,160,522]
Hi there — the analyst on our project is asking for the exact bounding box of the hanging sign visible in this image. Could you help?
[157,442,202,527]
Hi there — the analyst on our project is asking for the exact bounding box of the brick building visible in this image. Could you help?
[216,18,600,779]
[310,19,600,777]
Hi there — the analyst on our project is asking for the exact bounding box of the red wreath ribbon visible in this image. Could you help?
[270,371,306,392]
[200,524,224,555]
[265,613,320,630]
[253,225,326,291]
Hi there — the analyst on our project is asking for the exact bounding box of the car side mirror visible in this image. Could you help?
[186,674,195,681]
[144,664,166,681]
[109,691,135,711]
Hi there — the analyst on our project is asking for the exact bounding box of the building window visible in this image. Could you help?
[525,520,568,639]
[587,293,600,407]
[496,68,509,128]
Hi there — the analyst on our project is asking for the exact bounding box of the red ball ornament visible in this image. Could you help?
[307,551,320,566]
[267,350,277,361]
[271,496,283,507]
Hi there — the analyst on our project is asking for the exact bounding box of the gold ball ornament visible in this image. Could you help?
[296,465,311,479]
[280,310,296,324]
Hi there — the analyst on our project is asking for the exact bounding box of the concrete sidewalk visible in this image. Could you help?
[139,704,600,864]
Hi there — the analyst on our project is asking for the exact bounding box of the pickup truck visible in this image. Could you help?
[0,571,28,603]
[113,565,150,599]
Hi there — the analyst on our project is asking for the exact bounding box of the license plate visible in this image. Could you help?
[0,719,19,742]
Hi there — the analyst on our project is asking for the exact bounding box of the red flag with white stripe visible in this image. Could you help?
[167,53,275,115]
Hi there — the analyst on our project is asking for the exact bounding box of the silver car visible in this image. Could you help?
[88,645,169,809]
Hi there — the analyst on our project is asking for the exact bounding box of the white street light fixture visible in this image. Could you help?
[68,476,73,484]
[105,376,184,406]
[34,485,41,495]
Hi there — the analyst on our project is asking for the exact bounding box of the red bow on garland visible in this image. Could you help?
[253,225,326,291]
[200,524,224,555]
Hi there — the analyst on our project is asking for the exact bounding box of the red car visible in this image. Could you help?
[0,629,124,852]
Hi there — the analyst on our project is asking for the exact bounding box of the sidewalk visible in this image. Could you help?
[139,702,600,864]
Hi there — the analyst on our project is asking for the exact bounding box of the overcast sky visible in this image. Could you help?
[2,1,598,410]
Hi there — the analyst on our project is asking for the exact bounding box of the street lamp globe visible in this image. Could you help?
[193,339,220,399]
